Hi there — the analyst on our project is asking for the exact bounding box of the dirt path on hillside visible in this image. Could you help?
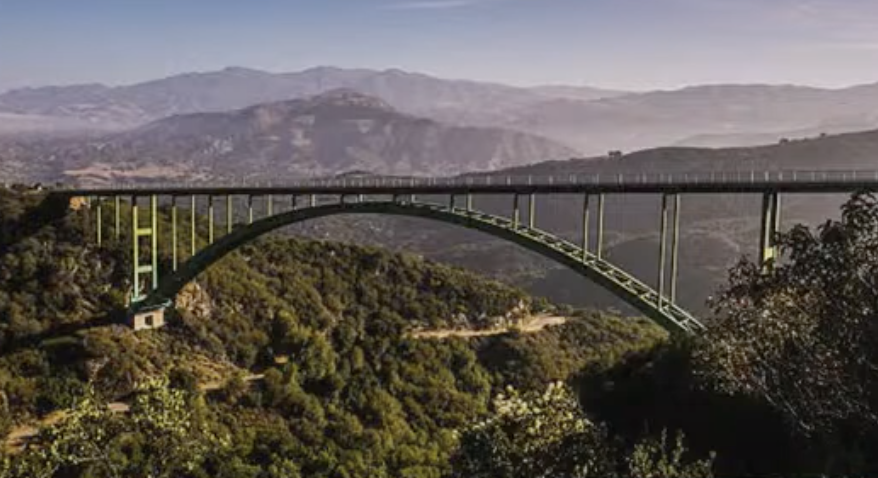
[411,314,567,339]
[5,315,564,452]
[4,374,263,454]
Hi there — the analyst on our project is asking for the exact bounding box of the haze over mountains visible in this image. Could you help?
[0,66,624,138]
[5,65,878,155]
[0,89,577,184]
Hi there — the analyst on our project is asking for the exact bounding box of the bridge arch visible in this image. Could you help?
[148,201,705,334]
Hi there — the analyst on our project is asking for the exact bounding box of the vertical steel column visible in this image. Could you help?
[466,193,473,212]
[114,195,121,241]
[267,194,273,217]
[597,194,606,259]
[131,195,157,301]
[95,197,102,246]
[226,195,233,234]
[528,194,536,229]
[658,194,670,309]
[581,194,590,261]
[513,194,521,228]
[131,197,140,300]
[248,196,254,224]
[670,194,681,303]
[208,196,215,244]
[171,196,178,272]
[309,194,316,207]
[760,192,781,267]
[150,195,158,290]
[190,196,196,258]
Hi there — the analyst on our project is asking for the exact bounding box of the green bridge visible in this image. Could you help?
[49,170,878,335]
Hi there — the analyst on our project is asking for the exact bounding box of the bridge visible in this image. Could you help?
[49,170,878,335]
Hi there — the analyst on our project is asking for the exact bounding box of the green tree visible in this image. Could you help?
[625,430,714,478]
[450,383,615,478]
[4,378,227,478]
[696,193,878,434]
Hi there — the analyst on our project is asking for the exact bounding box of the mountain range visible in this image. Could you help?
[4,66,878,155]
[0,66,624,135]
[0,89,578,184]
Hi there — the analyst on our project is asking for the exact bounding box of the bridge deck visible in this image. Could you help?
[49,170,878,196]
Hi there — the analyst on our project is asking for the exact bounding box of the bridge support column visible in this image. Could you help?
[760,192,781,268]
[658,194,670,309]
[581,194,590,261]
[226,195,233,234]
[208,196,215,244]
[171,196,178,272]
[130,195,159,303]
[248,196,254,224]
[190,196,196,258]
[114,195,121,241]
[449,195,456,210]
[150,195,158,290]
[291,195,298,210]
[670,194,681,303]
[95,196,102,246]
[513,194,521,228]
[466,194,473,212]
[309,194,316,208]
[597,194,605,259]
[132,198,140,299]
[528,194,536,229]
[267,194,273,217]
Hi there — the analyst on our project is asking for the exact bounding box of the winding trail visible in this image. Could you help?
[411,314,567,339]
[4,315,565,453]
[3,374,263,453]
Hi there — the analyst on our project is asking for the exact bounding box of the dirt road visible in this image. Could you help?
[411,314,567,339]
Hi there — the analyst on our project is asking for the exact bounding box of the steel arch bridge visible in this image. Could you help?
[150,200,704,334]
[50,170,878,335]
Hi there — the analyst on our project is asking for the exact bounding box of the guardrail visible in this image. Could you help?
[44,170,878,191]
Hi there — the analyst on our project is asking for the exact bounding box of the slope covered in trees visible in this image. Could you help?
[8,189,878,476]
[0,190,677,477]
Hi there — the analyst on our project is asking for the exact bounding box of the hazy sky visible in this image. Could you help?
[3,0,878,92]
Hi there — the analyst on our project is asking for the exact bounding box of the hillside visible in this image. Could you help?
[9,66,878,156]
[0,189,665,476]
[0,90,578,184]
[504,83,878,154]
[0,66,627,133]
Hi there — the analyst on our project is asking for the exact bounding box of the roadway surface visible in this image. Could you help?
[49,170,878,196]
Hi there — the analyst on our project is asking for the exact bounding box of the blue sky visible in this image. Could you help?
[2,0,878,92]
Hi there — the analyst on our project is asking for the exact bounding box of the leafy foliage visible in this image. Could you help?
[696,193,878,434]
[0,190,699,477]
[3,378,222,478]
[451,383,713,478]
[625,430,714,478]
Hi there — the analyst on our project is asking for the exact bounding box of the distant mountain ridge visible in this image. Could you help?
[0,66,628,133]
[507,82,878,154]
[5,65,878,162]
[0,89,578,184]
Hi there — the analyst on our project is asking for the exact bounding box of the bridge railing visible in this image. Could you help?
[49,169,878,192]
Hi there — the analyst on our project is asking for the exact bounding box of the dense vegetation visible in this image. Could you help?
[0,190,674,477]
[6,188,878,476]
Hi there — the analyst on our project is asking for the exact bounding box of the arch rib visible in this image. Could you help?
[146,201,705,335]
